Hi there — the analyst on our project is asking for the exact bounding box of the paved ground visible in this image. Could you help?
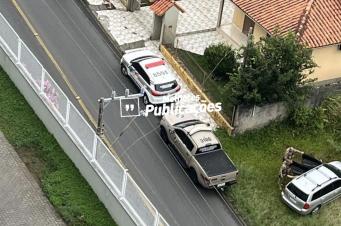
[92,0,243,54]
[0,132,65,226]
[0,1,242,225]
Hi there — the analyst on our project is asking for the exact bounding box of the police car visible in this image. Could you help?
[120,49,181,105]
[160,114,238,189]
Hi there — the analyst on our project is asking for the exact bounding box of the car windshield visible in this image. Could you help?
[155,81,177,92]
[324,164,341,178]
[196,144,221,154]
[174,120,202,128]
[287,183,308,201]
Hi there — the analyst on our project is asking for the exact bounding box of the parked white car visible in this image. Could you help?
[282,161,341,215]
[120,49,181,105]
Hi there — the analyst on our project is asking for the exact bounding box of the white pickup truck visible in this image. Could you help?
[160,114,238,189]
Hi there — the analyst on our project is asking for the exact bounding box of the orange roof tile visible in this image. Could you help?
[232,0,341,48]
[150,0,184,17]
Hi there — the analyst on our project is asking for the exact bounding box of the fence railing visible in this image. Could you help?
[0,12,168,226]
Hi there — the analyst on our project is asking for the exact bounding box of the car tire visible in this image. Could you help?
[189,168,199,184]
[143,94,150,105]
[311,205,321,215]
[121,64,128,76]
[160,126,169,144]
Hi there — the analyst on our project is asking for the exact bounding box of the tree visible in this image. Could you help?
[227,31,317,105]
[204,43,238,80]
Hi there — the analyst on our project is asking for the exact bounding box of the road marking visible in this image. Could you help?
[11,0,123,165]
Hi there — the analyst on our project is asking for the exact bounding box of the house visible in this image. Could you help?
[230,0,341,82]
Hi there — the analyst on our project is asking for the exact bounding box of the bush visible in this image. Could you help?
[228,31,316,105]
[289,106,325,131]
[204,43,237,80]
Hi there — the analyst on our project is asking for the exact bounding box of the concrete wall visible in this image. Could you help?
[232,81,341,134]
[231,8,268,42]
[162,7,179,45]
[253,23,267,42]
[233,102,288,134]
[312,45,341,81]
[0,46,135,226]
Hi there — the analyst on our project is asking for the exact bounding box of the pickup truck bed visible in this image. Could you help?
[195,149,237,177]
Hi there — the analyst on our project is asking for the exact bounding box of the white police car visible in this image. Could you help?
[120,49,181,105]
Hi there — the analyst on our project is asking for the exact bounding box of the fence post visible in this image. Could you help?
[17,38,22,63]
[92,135,98,162]
[64,100,71,127]
[40,69,45,95]
[153,210,160,226]
[120,169,128,198]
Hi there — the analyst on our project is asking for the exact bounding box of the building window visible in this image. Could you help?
[242,15,255,35]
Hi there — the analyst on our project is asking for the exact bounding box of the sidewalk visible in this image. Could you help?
[0,132,65,226]
[92,0,239,54]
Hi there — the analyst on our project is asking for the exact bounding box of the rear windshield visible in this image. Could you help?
[325,164,341,177]
[197,144,221,154]
[155,81,178,92]
[287,183,308,201]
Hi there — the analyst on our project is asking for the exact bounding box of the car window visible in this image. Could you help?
[313,183,335,200]
[175,129,194,151]
[287,183,308,201]
[155,81,178,92]
[132,62,150,84]
[197,144,221,154]
[325,164,341,178]
[312,190,322,201]
[335,180,341,189]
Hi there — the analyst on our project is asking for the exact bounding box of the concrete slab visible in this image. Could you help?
[0,132,65,226]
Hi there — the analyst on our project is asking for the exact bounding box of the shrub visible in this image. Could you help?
[204,43,238,80]
[289,106,325,131]
[228,31,316,105]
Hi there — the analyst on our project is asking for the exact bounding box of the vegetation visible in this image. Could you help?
[228,31,317,105]
[0,67,117,226]
[218,95,341,226]
[203,43,237,80]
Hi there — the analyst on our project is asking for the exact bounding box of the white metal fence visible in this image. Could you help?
[0,12,168,226]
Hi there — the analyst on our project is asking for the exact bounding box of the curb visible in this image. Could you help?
[76,0,124,57]
[160,45,234,135]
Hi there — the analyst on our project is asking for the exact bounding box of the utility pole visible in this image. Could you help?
[96,89,145,138]
[96,97,105,137]
[216,0,225,28]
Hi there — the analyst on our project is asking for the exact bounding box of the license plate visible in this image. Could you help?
[217,183,226,187]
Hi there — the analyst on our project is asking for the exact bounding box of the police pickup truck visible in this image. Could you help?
[160,114,238,189]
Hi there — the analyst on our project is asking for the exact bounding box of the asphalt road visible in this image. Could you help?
[0,1,241,225]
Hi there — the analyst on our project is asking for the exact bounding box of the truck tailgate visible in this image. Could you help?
[195,150,237,177]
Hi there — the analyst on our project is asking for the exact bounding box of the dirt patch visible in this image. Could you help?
[16,147,46,186]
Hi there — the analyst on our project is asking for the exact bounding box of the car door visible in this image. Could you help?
[329,180,341,202]
[129,63,142,88]
[132,62,150,91]
[320,183,336,204]
[172,129,193,164]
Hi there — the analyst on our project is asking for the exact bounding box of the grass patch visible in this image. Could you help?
[174,48,235,120]
[0,67,117,226]
[217,123,341,226]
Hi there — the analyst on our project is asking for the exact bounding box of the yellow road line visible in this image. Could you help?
[11,0,123,165]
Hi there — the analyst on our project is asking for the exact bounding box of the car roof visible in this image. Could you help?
[292,164,338,194]
[138,58,176,84]
[329,161,341,171]
[182,124,220,148]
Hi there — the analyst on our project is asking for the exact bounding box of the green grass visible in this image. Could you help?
[217,123,341,226]
[175,49,235,120]
[0,67,117,226]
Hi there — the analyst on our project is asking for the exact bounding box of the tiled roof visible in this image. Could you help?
[150,0,184,17]
[232,0,341,48]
